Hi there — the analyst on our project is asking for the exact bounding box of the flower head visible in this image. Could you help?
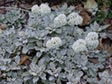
[54,14,67,27]
[85,39,99,49]
[72,39,87,53]
[67,12,83,26]
[40,3,51,15]
[46,37,62,49]
[85,32,98,40]
[31,5,40,14]
[85,32,99,49]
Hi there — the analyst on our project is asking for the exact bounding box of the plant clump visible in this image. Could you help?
[0,3,111,84]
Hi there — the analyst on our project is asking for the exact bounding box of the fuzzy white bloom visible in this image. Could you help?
[67,12,83,26]
[86,32,98,40]
[31,5,40,14]
[85,39,99,49]
[40,3,51,15]
[85,32,99,49]
[54,14,67,27]
[72,39,87,53]
[46,37,62,49]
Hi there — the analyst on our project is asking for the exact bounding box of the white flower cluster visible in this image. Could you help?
[31,3,51,15]
[54,14,67,28]
[31,5,40,14]
[72,39,87,53]
[72,32,99,53]
[53,12,83,28]
[46,37,62,49]
[67,12,83,26]
[32,4,83,27]
[40,4,51,15]
[85,32,99,49]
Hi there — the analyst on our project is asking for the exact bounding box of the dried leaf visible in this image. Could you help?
[106,25,112,40]
[75,4,91,26]
[98,38,104,49]
[0,23,7,30]
[51,5,58,10]
[75,4,84,11]
[51,3,66,10]
[0,8,6,14]
[19,54,29,65]
[98,38,111,53]
[80,10,91,26]
[19,4,32,10]
[88,58,99,64]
